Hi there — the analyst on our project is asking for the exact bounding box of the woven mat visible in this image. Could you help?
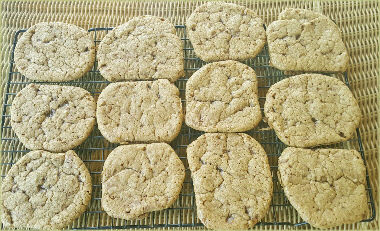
[1,0,378,230]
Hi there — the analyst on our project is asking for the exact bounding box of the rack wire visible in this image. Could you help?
[1,26,376,229]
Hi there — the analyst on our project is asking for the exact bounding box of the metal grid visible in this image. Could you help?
[1,26,375,229]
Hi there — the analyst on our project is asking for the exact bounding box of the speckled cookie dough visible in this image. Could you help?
[186,2,266,62]
[264,74,361,147]
[187,133,272,230]
[278,148,368,229]
[267,8,349,72]
[96,80,183,143]
[97,15,184,82]
[14,22,95,82]
[1,150,92,229]
[186,61,261,132]
[11,84,96,152]
[102,143,185,220]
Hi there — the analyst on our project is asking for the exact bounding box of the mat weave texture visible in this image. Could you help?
[1,0,379,230]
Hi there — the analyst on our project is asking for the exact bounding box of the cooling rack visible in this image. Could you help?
[1,26,375,229]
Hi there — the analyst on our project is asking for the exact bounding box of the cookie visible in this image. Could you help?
[102,143,185,220]
[187,133,273,230]
[1,150,92,229]
[267,8,349,73]
[186,61,261,132]
[186,2,266,62]
[11,84,96,152]
[14,22,95,82]
[264,74,361,147]
[96,80,183,143]
[278,147,368,229]
[97,15,184,82]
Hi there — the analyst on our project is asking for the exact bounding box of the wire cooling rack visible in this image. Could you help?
[1,26,376,229]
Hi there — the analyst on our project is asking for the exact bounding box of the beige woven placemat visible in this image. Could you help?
[1,0,378,230]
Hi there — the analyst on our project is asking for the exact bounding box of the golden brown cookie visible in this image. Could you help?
[96,80,183,143]
[264,74,361,147]
[97,15,184,82]
[187,133,272,230]
[14,22,95,81]
[102,143,185,220]
[186,2,266,62]
[11,84,96,152]
[267,8,349,72]
[186,61,261,132]
[1,150,92,229]
[278,147,368,229]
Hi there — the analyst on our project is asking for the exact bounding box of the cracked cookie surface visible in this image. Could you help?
[96,80,183,143]
[264,74,361,147]
[187,133,272,230]
[14,22,95,81]
[97,15,184,82]
[102,143,185,220]
[186,61,261,132]
[1,150,92,229]
[186,2,266,62]
[278,148,368,229]
[267,8,349,72]
[11,84,96,152]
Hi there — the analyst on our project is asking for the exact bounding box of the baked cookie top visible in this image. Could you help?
[187,133,273,230]
[186,61,262,132]
[1,150,92,229]
[267,8,349,73]
[186,2,266,62]
[97,15,184,82]
[96,80,183,143]
[112,15,177,35]
[264,74,361,147]
[14,22,95,82]
[11,84,96,152]
[102,143,185,220]
[278,147,368,229]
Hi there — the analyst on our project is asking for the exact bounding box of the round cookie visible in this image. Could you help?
[278,148,368,229]
[186,2,266,62]
[267,8,349,72]
[14,22,95,82]
[1,150,92,229]
[11,84,96,152]
[101,143,185,220]
[186,61,262,132]
[264,74,361,147]
[97,15,184,82]
[96,80,183,143]
[187,133,273,230]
